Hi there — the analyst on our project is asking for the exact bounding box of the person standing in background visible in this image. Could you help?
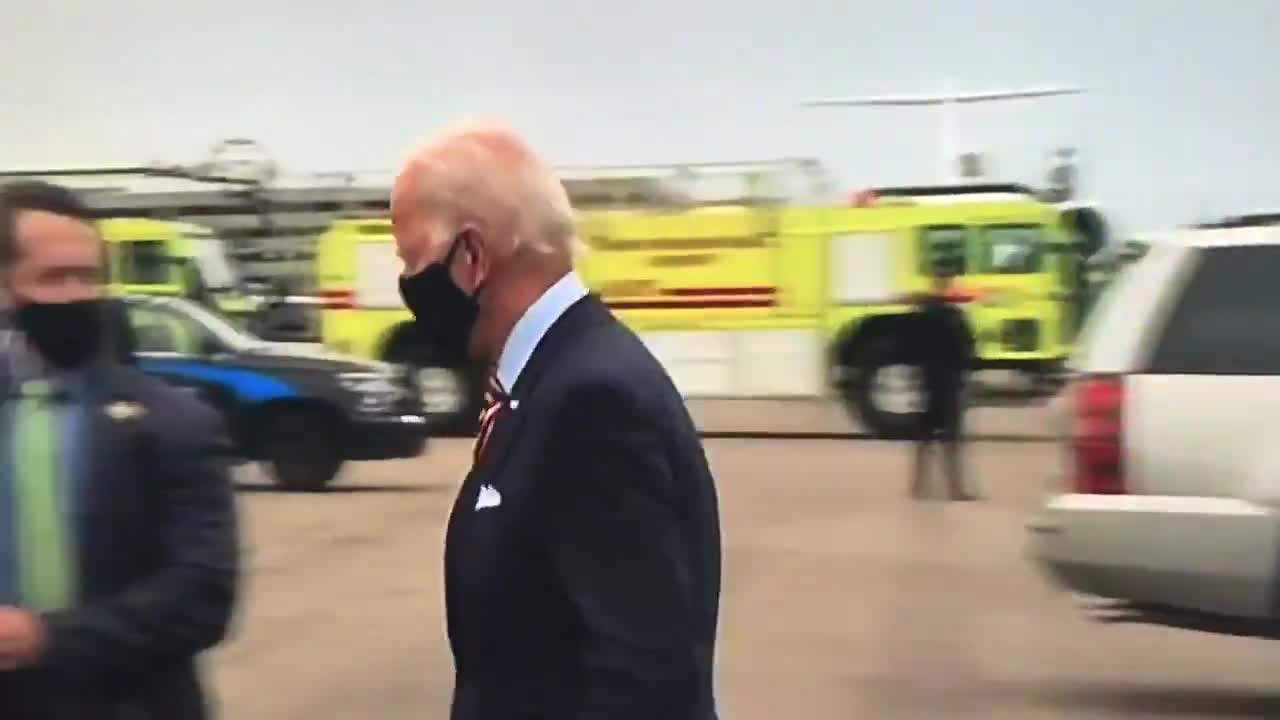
[910,270,978,501]
[391,123,722,720]
[0,181,240,719]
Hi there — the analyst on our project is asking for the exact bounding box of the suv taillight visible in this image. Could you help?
[1072,374,1126,494]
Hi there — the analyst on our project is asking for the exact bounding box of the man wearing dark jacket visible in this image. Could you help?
[910,272,977,500]
[0,181,240,718]
[392,125,721,720]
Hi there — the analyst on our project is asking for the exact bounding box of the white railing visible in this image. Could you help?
[555,157,835,208]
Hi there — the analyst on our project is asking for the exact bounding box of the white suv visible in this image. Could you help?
[1029,225,1280,639]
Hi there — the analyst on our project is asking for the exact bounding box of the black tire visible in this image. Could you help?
[262,407,345,492]
[383,333,483,436]
[842,334,927,440]
[1027,363,1069,399]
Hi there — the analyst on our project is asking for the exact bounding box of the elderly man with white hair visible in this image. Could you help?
[390,124,722,720]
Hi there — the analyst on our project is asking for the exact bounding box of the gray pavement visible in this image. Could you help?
[210,431,1277,719]
[686,397,1061,438]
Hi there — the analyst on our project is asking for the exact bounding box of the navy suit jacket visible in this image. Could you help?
[0,358,240,719]
[445,295,722,720]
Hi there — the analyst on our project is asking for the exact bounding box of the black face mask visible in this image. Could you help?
[13,298,106,370]
[398,237,482,358]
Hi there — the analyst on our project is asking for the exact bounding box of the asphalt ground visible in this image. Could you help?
[687,397,1060,441]
[209,417,1278,719]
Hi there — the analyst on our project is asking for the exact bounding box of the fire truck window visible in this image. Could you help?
[118,241,171,285]
[919,225,969,276]
[980,225,1045,274]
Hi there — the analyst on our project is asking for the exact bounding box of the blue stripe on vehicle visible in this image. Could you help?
[136,360,297,402]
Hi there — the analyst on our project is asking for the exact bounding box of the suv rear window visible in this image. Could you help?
[1146,245,1280,374]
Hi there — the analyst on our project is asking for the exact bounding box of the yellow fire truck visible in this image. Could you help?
[100,217,261,319]
[315,160,1097,437]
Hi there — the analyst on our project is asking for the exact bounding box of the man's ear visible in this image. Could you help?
[459,228,490,282]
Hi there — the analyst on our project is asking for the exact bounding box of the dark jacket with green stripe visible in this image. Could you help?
[0,313,241,719]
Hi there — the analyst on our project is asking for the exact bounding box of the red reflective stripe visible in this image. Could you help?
[606,285,777,309]
[660,286,776,297]
[606,298,776,310]
[317,288,356,309]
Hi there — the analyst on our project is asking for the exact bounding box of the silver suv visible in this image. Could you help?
[1029,225,1280,639]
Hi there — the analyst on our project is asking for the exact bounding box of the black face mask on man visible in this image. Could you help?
[398,234,483,358]
[13,297,106,370]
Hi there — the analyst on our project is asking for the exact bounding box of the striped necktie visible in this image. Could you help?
[473,374,508,463]
[13,379,75,611]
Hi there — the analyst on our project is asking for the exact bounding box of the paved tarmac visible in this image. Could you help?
[686,397,1061,439]
[210,431,1278,719]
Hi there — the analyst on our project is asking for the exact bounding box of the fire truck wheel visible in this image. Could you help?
[844,335,927,440]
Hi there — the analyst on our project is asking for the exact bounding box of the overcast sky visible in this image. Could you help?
[4,0,1277,233]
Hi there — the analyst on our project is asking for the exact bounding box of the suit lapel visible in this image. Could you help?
[445,296,615,659]
[510,294,612,399]
[74,365,138,529]
[467,295,613,482]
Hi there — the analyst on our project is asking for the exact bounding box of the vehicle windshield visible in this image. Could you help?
[169,297,263,351]
[188,235,239,291]
[919,225,968,274]
[116,240,172,285]
[978,224,1045,274]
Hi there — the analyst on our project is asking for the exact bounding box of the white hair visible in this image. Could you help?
[409,122,580,259]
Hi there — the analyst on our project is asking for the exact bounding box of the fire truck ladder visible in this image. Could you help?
[555,157,835,210]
